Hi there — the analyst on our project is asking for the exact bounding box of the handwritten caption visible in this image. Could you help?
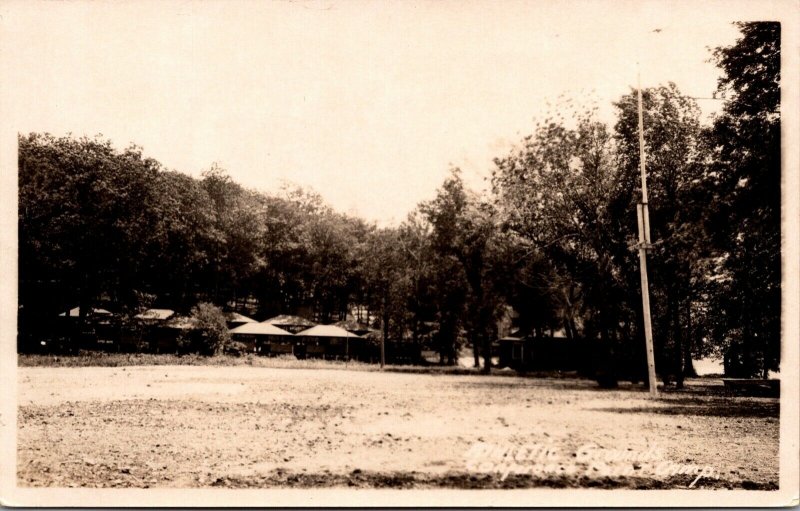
[464,441,719,488]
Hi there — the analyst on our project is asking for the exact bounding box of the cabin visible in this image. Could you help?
[51,306,117,352]
[119,308,176,352]
[497,333,592,372]
[295,324,361,360]
[497,336,527,369]
[153,316,199,353]
[229,322,292,355]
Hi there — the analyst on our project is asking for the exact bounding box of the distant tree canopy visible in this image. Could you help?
[18,23,781,378]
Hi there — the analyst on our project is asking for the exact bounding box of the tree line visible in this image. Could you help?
[18,23,779,380]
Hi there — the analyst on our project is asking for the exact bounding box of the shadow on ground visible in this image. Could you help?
[204,470,778,490]
[592,397,779,418]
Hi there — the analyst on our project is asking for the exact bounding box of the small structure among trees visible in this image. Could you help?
[295,325,361,360]
[229,322,293,355]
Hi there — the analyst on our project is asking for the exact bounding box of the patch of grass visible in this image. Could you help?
[18,352,480,375]
[19,352,363,369]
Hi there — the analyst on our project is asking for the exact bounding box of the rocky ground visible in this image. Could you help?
[17,365,779,489]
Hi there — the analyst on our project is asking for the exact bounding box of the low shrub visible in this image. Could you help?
[190,302,231,356]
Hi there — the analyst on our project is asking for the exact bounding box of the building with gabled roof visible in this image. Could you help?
[231,322,293,356]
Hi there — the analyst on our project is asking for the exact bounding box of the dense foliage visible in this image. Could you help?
[18,23,780,378]
[705,22,781,378]
[190,302,231,355]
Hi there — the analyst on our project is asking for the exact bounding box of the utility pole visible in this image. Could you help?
[636,72,659,397]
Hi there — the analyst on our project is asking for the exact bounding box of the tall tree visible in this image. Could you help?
[706,22,781,377]
[198,165,268,306]
[362,227,404,363]
[145,170,220,309]
[492,111,628,337]
[422,170,503,372]
[400,211,463,364]
[613,83,710,386]
[492,104,667,384]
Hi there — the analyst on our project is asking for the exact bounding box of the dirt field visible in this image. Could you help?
[17,365,779,489]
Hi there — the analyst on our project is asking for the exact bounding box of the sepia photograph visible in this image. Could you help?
[0,0,798,507]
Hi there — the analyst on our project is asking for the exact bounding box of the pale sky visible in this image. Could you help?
[0,0,775,225]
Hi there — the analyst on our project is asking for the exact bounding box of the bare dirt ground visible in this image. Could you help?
[17,365,779,489]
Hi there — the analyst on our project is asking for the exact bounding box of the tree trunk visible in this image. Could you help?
[569,317,579,341]
[481,325,492,375]
[672,292,685,389]
[562,317,573,341]
[683,299,697,377]
[381,312,389,369]
[76,263,93,353]
[381,295,388,369]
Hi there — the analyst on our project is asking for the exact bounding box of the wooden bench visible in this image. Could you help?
[722,378,780,397]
